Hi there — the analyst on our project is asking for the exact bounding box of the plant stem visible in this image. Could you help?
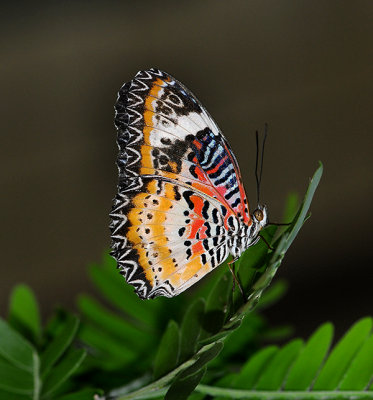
[195,384,373,399]
[110,359,195,399]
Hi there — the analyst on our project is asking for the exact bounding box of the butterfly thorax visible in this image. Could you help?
[227,205,268,260]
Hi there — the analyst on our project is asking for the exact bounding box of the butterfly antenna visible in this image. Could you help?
[255,124,268,204]
[255,131,260,204]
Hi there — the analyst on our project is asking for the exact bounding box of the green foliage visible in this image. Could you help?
[9,163,371,400]
[79,164,325,399]
[195,317,373,399]
[8,284,41,344]
[0,286,101,400]
[153,321,180,380]
[76,248,289,390]
[284,323,333,390]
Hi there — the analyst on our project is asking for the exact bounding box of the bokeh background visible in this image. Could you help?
[1,1,372,339]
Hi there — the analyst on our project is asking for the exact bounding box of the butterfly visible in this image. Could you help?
[109,68,268,299]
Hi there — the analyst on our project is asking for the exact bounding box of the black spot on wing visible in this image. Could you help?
[201,201,210,219]
[231,197,241,209]
[225,186,240,200]
[204,221,211,237]
[173,185,181,200]
[212,209,219,224]
[159,84,203,116]
[183,190,195,210]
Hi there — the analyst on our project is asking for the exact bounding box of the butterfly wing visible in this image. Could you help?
[110,178,231,298]
[110,69,252,298]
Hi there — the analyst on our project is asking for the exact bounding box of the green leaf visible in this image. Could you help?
[153,320,180,380]
[200,271,232,337]
[179,298,205,362]
[40,314,79,378]
[8,284,41,344]
[79,322,138,365]
[54,388,103,400]
[165,367,206,400]
[256,280,288,310]
[89,253,157,326]
[112,342,221,400]
[197,319,242,347]
[236,225,277,292]
[0,357,33,395]
[339,332,373,390]
[284,162,323,251]
[215,372,237,388]
[216,314,265,361]
[285,322,334,390]
[194,261,230,300]
[178,341,224,380]
[41,349,86,398]
[313,317,372,390]
[205,271,232,312]
[43,308,71,341]
[255,339,304,390]
[0,317,35,371]
[232,345,279,389]
[0,389,32,400]
[78,294,149,350]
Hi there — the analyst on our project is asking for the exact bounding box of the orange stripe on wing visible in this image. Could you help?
[189,219,204,240]
[142,77,170,166]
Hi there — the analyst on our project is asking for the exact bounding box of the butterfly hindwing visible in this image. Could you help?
[110,177,230,298]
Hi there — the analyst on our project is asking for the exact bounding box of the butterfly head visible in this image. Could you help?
[229,205,268,260]
[252,204,268,230]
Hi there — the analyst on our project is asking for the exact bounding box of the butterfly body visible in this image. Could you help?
[110,69,268,299]
[227,205,268,260]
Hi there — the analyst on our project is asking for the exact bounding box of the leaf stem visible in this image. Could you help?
[33,352,41,400]
[195,384,373,399]
[109,359,195,399]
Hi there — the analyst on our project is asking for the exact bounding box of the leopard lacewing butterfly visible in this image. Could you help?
[109,69,268,299]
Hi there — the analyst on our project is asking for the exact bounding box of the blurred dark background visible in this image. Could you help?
[1,1,372,339]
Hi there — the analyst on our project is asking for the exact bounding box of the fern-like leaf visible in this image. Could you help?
[195,317,373,399]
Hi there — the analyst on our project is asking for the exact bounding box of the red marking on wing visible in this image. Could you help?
[191,182,217,198]
[192,195,204,215]
[192,139,203,150]
[206,155,228,175]
[192,241,204,255]
[194,165,208,182]
[189,219,204,239]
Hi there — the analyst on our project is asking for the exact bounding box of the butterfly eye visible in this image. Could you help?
[254,209,264,222]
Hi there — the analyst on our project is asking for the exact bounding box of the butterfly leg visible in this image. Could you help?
[228,259,246,301]
[268,221,292,226]
[259,234,274,251]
